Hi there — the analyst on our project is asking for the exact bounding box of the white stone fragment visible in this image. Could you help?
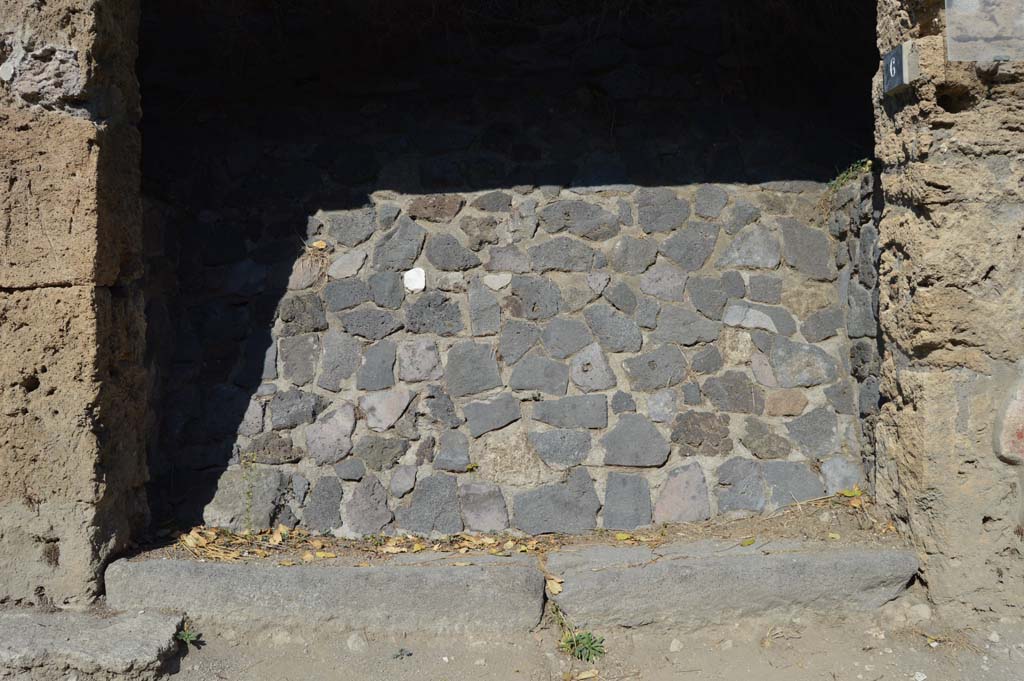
[403,267,426,292]
[482,273,512,290]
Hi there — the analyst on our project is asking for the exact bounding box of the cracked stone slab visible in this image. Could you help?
[105,558,544,636]
[0,610,182,681]
[546,541,918,629]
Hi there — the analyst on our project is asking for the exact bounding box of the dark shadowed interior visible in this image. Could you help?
[137,0,877,530]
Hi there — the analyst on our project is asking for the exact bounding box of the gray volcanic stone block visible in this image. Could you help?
[323,278,370,311]
[472,190,512,212]
[459,481,509,532]
[395,473,463,535]
[486,244,531,273]
[570,343,617,393]
[670,411,732,457]
[414,435,436,465]
[435,430,471,472]
[687,273,744,320]
[602,414,670,467]
[513,468,600,534]
[780,218,837,281]
[106,557,545,635]
[584,303,642,352]
[463,393,521,437]
[542,317,593,359]
[609,235,659,273]
[356,339,396,391]
[682,382,702,405]
[245,432,301,465]
[602,280,638,314]
[716,457,766,513]
[335,457,366,481]
[405,291,464,336]
[723,200,761,234]
[346,475,393,535]
[528,236,596,272]
[408,194,464,222]
[860,376,881,416]
[510,352,570,395]
[654,463,711,523]
[770,337,839,388]
[422,385,464,428]
[280,333,320,386]
[825,379,857,415]
[539,200,620,240]
[340,307,403,340]
[637,187,690,233]
[368,271,405,309]
[508,275,562,320]
[694,184,729,218]
[0,610,182,680]
[611,391,637,413]
[500,319,541,363]
[691,345,724,374]
[544,542,919,628]
[270,389,324,429]
[740,417,791,460]
[722,300,796,336]
[652,305,721,346]
[747,274,782,304]
[459,215,500,251]
[623,344,687,391]
[660,222,719,272]
[321,207,377,247]
[763,461,825,508]
[847,281,876,338]
[353,435,409,471]
[640,262,688,300]
[425,233,482,271]
[603,473,653,530]
[304,476,343,533]
[373,216,426,271]
[279,293,328,335]
[204,467,285,531]
[715,224,781,269]
[802,306,843,342]
[821,457,865,495]
[785,407,839,460]
[318,329,362,391]
[701,371,764,414]
[529,429,591,469]
[468,279,501,336]
[397,338,442,382]
[376,203,400,229]
[533,395,608,429]
[635,296,660,328]
[445,341,502,397]
[305,405,356,465]
[359,388,414,432]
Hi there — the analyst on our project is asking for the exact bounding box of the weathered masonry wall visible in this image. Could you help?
[874,0,1024,614]
[195,179,879,536]
[0,0,146,604]
[136,2,879,537]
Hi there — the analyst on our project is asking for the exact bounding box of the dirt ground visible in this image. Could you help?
[166,599,1022,681]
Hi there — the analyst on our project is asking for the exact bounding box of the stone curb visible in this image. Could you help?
[0,609,182,681]
[105,558,545,635]
[546,540,919,629]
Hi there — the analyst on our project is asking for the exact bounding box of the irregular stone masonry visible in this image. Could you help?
[203,178,879,536]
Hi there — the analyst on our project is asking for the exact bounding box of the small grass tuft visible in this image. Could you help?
[175,621,203,648]
[827,158,872,192]
[551,602,606,663]
[559,630,606,663]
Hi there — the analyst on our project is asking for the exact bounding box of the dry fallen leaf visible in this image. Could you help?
[614,532,632,541]
[315,551,336,559]
[740,537,756,547]
[828,532,841,540]
[546,575,564,595]
[576,671,599,680]
[301,551,315,563]
[311,240,328,250]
